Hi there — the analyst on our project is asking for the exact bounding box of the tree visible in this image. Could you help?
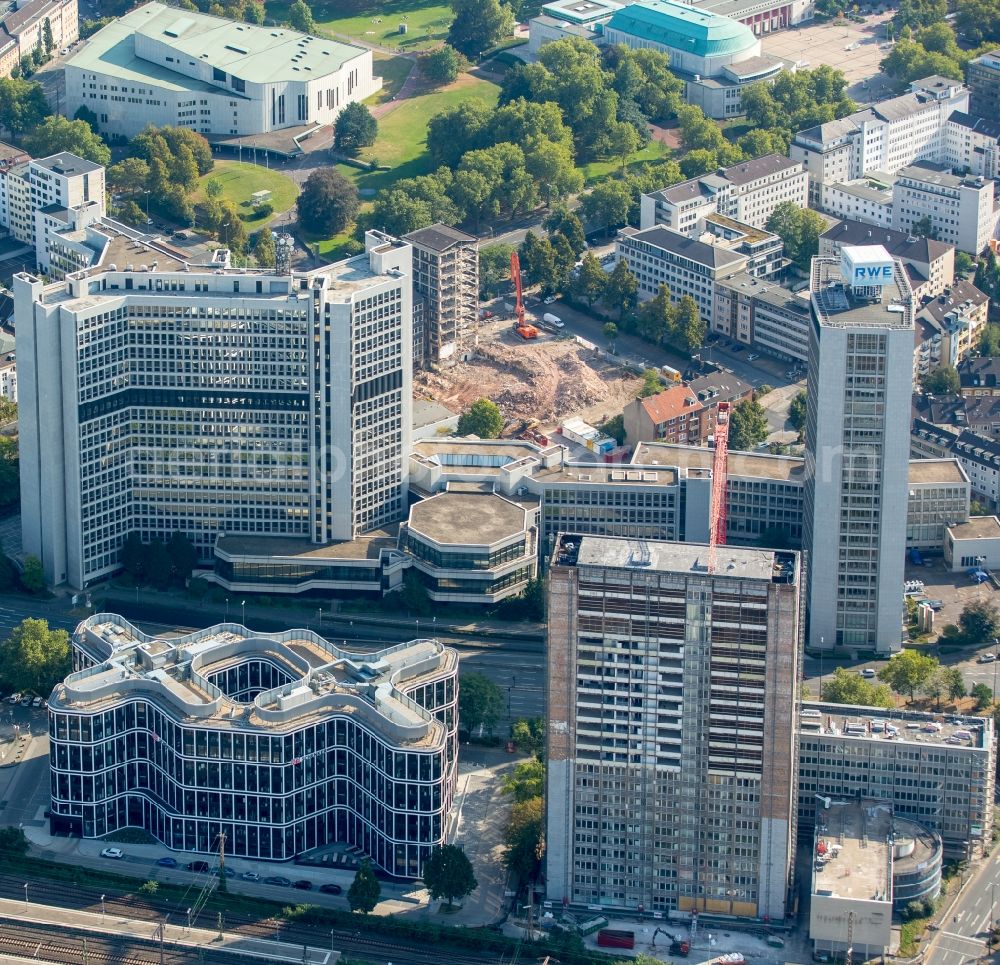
[422,45,463,85]
[166,532,197,585]
[580,179,632,235]
[370,169,461,236]
[602,322,618,348]
[447,0,515,58]
[608,120,641,172]
[401,568,432,616]
[347,859,381,913]
[145,539,173,590]
[766,202,826,272]
[23,115,110,166]
[939,666,966,702]
[971,682,994,710]
[218,200,248,254]
[421,844,478,907]
[979,325,1000,357]
[504,795,544,878]
[509,718,545,756]
[108,157,150,197]
[639,368,663,398]
[458,671,505,735]
[910,214,937,240]
[789,390,807,433]
[878,649,939,702]
[954,252,975,278]
[245,228,274,267]
[42,17,54,53]
[895,0,947,31]
[286,0,316,33]
[604,260,638,322]
[120,532,146,583]
[0,618,71,695]
[479,243,513,297]
[427,99,492,169]
[502,758,545,802]
[205,177,223,199]
[544,206,585,258]
[333,102,377,155]
[0,827,28,857]
[956,0,1000,46]
[728,398,769,451]
[572,252,607,308]
[73,104,99,130]
[820,667,894,708]
[297,169,359,236]
[959,599,1000,645]
[457,398,504,439]
[920,365,960,395]
[20,555,44,595]
[676,294,705,353]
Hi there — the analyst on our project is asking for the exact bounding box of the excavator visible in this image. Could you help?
[509,251,539,340]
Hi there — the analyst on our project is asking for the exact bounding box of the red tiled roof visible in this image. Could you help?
[640,384,701,424]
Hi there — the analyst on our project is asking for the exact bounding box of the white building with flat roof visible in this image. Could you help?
[15,230,411,589]
[64,2,379,139]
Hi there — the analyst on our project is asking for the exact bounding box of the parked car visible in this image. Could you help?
[213,866,235,878]
[861,668,877,678]
[20,694,32,706]
[293,880,313,890]
[263,876,291,887]
[156,856,178,867]
[240,872,261,882]
[31,696,42,708]
[7,693,19,704]
[542,296,557,305]
[747,353,759,361]
[101,847,124,859]
[978,652,996,664]
[319,883,343,895]
[186,860,211,872]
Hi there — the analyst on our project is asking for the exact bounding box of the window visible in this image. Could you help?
[213,67,226,82]
[232,77,245,93]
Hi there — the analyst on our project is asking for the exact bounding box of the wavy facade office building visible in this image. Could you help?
[48,615,458,878]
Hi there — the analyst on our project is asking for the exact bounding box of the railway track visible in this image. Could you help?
[0,873,510,965]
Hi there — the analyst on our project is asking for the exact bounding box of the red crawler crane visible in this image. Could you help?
[708,400,731,573]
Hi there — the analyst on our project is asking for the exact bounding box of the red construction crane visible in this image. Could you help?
[509,251,539,340]
[708,400,731,573]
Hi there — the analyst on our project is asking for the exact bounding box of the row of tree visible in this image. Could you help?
[120,532,198,590]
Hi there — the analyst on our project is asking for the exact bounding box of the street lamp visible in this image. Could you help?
[23,882,28,910]
[101,895,106,922]
[143,189,151,222]
[225,598,229,622]
[241,600,246,626]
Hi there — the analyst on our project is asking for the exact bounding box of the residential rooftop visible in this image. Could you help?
[638,384,700,423]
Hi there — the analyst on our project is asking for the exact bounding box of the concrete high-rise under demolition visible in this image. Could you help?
[545,535,802,919]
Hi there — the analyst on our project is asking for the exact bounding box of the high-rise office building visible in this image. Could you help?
[545,535,802,919]
[402,223,478,366]
[15,230,412,589]
[804,246,914,653]
[967,49,1000,120]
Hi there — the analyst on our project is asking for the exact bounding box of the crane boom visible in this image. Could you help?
[708,400,731,573]
[510,251,526,328]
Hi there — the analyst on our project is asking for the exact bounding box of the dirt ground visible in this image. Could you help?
[416,330,642,429]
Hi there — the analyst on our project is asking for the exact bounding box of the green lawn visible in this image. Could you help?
[267,0,453,50]
[366,54,413,106]
[193,161,299,229]
[348,73,501,191]
[580,139,671,185]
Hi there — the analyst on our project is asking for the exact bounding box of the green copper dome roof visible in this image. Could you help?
[605,0,757,58]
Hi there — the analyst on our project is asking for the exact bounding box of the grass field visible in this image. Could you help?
[366,54,413,105]
[193,161,299,229]
[579,139,671,184]
[348,73,501,191]
[266,0,453,50]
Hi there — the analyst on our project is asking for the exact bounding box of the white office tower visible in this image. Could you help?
[546,535,802,919]
[15,231,412,588]
[804,245,914,654]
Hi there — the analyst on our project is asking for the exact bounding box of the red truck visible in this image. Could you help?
[597,929,635,949]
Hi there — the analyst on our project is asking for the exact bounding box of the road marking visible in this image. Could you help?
[941,930,990,946]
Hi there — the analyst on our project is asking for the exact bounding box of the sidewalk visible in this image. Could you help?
[0,894,338,963]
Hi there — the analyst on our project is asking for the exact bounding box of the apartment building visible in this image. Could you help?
[912,420,1000,510]
[622,383,701,447]
[0,141,29,228]
[804,248,915,654]
[0,352,14,403]
[913,279,991,381]
[819,219,954,300]
[967,49,1000,120]
[791,77,970,205]
[640,154,807,233]
[64,2,378,139]
[797,703,995,857]
[15,229,412,589]
[546,535,801,919]
[56,614,458,876]
[713,272,812,361]
[944,112,1000,181]
[0,0,78,79]
[402,223,478,366]
[616,225,747,326]
[892,161,998,255]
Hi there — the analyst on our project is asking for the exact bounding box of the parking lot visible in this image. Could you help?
[762,13,898,101]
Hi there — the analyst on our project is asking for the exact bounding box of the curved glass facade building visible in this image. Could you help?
[49,615,458,878]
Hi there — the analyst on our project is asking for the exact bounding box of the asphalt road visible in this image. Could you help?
[926,851,1000,965]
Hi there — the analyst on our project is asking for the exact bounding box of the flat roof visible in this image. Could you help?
[407,491,528,546]
[801,701,992,749]
[412,438,542,463]
[632,441,804,480]
[811,257,913,330]
[947,515,1000,540]
[402,223,477,252]
[32,153,103,177]
[216,528,397,562]
[907,458,966,484]
[813,799,892,902]
[621,225,747,270]
[533,462,679,485]
[572,535,784,581]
